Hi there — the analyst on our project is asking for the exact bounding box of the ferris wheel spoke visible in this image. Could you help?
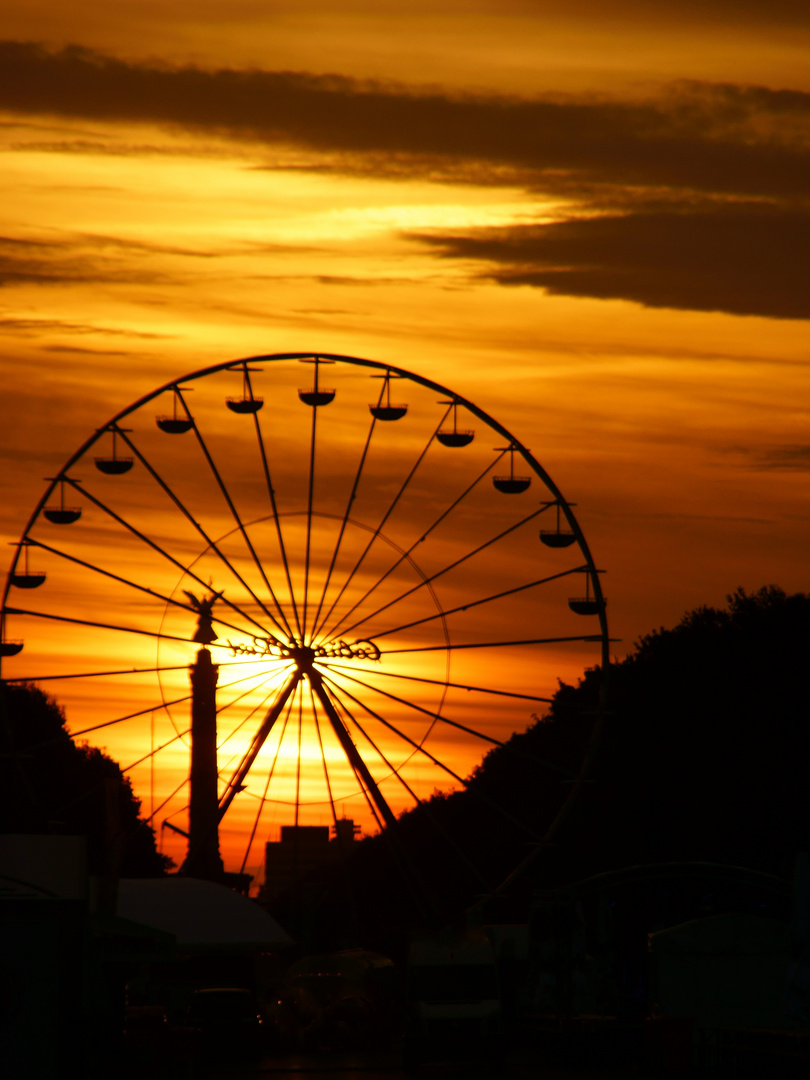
[321,449,506,642]
[321,691,385,836]
[250,405,303,641]
[294,680,304,826]
[382,633,603,655]
[217,657,298,670]
[322,666,506,750]
[319,682,397,859]
[216,660,298,764]
[308,682,342,836]
[216,676,291,755]
[323,682,439,918]
[302,389,319,641]
[70,697,192,737]
[214,668,287,721]
[325,666,577,779]
[122,728,191,773]
[309,412,378,643]
[310,669,397,829]
[321,669,533,855]
[326,688,494,891]
[324,685,409,797]
[320,671,467,786]
[238,690,296,875]
[213,668,294,762]
[335,505,547,641]
[146,774,189,824]
[347,759,385,834]
[4,605,199,647]
[319,661,554,705]
[218,669,301,819]
[62,477,274,639]
[322,672,539,840]
[69,664,287,740]
[323,683,442,834]
[177,393,296,640]
[116,426,294,641]
[313,404,452,642]
[26,538,257,642]
[2,663,194,683]
[370,565,586,641]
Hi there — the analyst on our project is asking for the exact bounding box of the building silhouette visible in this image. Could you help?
[260,818,360,904]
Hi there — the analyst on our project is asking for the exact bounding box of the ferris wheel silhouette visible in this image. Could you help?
[1,353,608,876]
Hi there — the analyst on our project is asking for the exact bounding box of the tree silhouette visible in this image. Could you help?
[0,682,170,877]
[555,585,810,879]
[296,586,810,942]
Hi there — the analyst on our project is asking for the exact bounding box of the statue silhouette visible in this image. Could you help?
[184,588,224,644]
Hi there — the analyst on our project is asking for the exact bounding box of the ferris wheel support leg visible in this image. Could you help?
[309,670,398,830]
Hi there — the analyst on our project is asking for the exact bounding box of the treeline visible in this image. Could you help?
[0,682,169,877]
[290,586,810,946]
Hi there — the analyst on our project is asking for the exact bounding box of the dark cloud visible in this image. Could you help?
[753,445,810,469]
[617,510,776,524]
[9,138,191,157]
[2,43,809,320]
[1,43,809,201]
[410,203,810,320]
[500,0,810,23]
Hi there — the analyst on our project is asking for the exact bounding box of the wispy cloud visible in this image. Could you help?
[44,344,132,355]
[0,230,215,290]
[0,315,171,339]
[0,235,169,288]
[752,445,810,469]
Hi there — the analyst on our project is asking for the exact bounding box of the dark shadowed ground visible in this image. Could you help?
[204,1049,696,1079]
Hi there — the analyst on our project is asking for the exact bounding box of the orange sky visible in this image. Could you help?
[1,3,808,881]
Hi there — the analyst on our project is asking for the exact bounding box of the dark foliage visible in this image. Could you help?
[0,681,170,876]
[559,585,810,880]
[296,585,810,945]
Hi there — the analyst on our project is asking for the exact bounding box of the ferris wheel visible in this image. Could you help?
[0,353,608,874]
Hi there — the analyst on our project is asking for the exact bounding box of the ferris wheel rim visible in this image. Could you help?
[2,352,608,669]
[1,350,611,891]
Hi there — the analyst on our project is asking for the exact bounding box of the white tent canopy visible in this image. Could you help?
[118,877,291,951]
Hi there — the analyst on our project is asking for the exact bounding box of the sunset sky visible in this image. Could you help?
[1,2,808,877]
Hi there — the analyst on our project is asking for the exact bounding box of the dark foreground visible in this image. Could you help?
[138,1033,810,1080]
[204,1052,673,1079]
[120,1017,810,1080]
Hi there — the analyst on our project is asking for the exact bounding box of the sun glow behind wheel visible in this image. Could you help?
[1,354,608,873]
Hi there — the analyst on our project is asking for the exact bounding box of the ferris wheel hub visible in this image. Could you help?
[289,644,316,673]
